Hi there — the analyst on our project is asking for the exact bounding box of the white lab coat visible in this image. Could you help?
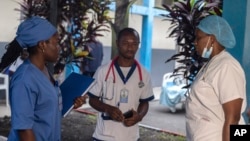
[186,51,247,141]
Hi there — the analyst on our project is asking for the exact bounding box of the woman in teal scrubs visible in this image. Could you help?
[7,16,62,141]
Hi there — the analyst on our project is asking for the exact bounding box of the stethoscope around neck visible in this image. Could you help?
[101,56,144,100]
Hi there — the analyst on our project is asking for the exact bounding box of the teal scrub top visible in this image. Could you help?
[8,60,62,141]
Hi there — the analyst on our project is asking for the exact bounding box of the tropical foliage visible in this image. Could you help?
[15,0,112,69]
[15,0,50,19]
[161,0,222,87]
[57,0,111,66]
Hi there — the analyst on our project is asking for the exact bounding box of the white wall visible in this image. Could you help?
[128,12,176,50]
[0,2,176,58]
[0,0,21,42]
[97,11,176,50]
[0,2,176,86]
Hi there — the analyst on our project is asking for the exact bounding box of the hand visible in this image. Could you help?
[73,95,88,109]
[106,106,124,122]
[123,109,142,127]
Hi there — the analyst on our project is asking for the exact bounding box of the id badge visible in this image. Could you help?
[120,88,129,103]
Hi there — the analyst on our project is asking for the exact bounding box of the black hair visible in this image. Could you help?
[0,39,22,72]
[54,62,65,74]
[27,45,39,55]
[117,27,140,41]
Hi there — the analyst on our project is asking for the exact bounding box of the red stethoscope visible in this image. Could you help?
[104,56,144,87]
[102,57,145,100]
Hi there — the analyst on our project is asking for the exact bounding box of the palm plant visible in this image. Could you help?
[57,0,111,67]
[15,0,112,70]
[161,0,222,87]
[15,0,50,19]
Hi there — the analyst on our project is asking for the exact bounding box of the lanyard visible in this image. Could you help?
[105,57,143,86]
[101,57,145,120]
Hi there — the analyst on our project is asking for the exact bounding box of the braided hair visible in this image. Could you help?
[0,39,22,72]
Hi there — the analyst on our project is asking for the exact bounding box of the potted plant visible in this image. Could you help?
[161,0,222,87]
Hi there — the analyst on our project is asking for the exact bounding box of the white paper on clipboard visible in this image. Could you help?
[60,72,95,117]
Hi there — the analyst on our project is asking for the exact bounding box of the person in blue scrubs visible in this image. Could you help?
[7,16,62,141]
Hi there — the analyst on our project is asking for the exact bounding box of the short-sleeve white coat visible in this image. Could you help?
[88,60,154,141]
[186,51,247,141]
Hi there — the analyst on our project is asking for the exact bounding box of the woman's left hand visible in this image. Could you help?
[73,95,88,109]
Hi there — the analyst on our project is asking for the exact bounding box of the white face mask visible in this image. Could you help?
[201,37,213,59]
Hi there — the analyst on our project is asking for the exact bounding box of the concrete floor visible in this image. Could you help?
[0,87,186,137]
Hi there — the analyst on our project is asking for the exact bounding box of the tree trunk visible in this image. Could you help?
[111,0,130,59]
[47,0,59,74]
[49,0,58,26]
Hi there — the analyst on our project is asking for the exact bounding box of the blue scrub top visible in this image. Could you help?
[8,60,62,141]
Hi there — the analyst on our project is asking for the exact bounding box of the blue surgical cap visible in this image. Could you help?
[197,15,236,48]
[16,16,57,48]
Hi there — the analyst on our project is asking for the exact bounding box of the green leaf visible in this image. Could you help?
[161,0,222,88]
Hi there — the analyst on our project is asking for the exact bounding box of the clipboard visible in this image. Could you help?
[60,72,95,117]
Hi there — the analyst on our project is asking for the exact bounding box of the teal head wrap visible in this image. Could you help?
[16,16,57,48]
[197,15,236,48]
